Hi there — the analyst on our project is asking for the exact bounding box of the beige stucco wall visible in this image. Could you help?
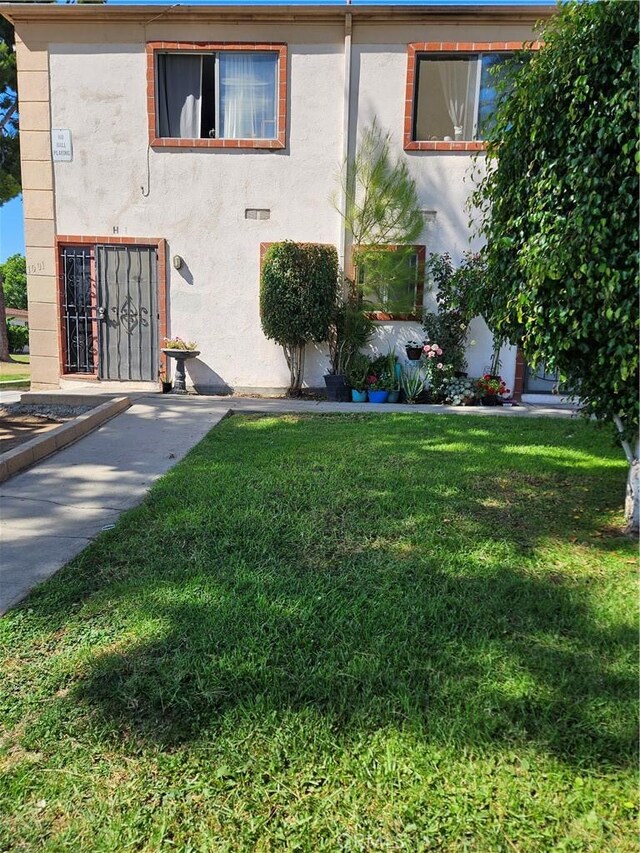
[16,13,540,391]
[15,35,59,389]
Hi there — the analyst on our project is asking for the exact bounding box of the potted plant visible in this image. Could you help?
[400,363,428,403]
[405,338,424,361]
[161,337,200,394]
[442,375,479,406]
[347,353,371,402]
[476,374,510,405]
[384,350,401,403]
[366,372,389,404]
[325,295,375,402]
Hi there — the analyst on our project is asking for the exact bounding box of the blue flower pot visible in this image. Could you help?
[351,389,368,402]
[368,390,389,404]
[387,390,400,404]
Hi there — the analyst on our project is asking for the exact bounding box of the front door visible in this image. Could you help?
[96,244,159,381]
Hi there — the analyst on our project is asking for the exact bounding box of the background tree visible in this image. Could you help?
[1,253,26,309]
[337,120,423,313]
[260,242,339,396]
[471,0,639,531]
[0,18,20,361]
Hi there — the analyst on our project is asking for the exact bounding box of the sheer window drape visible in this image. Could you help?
[437,59,476,140]
[219,53,277,139]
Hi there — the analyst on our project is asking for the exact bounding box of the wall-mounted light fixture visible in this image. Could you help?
[173,255,183,270]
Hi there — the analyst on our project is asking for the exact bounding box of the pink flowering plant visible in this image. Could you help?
[163,336,198,351]
[423,342,454,398]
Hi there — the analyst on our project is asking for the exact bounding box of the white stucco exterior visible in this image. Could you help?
[8,4,547,393]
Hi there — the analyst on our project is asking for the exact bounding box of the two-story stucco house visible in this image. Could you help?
[2,2,552,395]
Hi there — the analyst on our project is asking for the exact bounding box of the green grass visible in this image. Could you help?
[0,354,30,383]
[0,414,637,851]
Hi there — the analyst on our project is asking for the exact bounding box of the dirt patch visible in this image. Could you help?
[0,404,93,453]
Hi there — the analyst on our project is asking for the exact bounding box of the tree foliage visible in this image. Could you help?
[1,253,26,309]
[338,120,423,313]
[0,18,20,205]
[260,241,339,395]
[471,0,639,438]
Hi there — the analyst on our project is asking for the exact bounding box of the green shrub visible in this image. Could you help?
[6,322,28,353]
[260,242,339,395]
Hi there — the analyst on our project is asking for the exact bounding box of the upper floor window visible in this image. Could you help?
[414,53,509,142]
[404,41,536,152]
[147,42,287,149]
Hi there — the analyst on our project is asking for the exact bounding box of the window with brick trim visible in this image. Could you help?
[147,42,287,149]
[404,42,536,152]
[354,245,425,320]
[414,53,512,142]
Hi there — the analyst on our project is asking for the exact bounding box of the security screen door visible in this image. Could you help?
[96,245,159,381]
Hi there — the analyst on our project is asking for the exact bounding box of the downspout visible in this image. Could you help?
[338,10,352,281]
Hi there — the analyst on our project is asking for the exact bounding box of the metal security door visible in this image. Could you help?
[96,245,158,381]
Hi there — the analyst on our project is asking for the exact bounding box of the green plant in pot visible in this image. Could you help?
[442,375,479,406]
[401,363,428,404]
[383,349,401,402]
[347,352,371,402]
[325,290,375,402]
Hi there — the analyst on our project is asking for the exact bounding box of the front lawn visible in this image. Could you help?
[0,354,30,383]
[0,414,636,851]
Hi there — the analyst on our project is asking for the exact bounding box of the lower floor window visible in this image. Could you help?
[355,245,425,319]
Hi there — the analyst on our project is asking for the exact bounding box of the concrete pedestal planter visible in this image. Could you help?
[162,349,200,394]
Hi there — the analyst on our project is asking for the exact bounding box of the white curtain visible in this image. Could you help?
[158,54,202,139]
[437,60,474,139]
[219,53,277,139]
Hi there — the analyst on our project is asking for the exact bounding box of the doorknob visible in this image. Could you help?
[97,306,106,321]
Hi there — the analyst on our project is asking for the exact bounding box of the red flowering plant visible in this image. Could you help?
[476,374,510,398]
[366,372,394,391]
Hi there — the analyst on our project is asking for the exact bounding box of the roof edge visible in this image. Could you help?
[0,3,555,27]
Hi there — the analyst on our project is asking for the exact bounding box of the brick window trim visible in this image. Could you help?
[403,40,540,152]
[146,41,287,150]
[353,244,426,322]
[56,235,167,380]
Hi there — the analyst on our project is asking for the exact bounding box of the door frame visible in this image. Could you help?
[56,235,167,382]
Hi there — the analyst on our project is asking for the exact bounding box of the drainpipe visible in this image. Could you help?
[338,10,353,282]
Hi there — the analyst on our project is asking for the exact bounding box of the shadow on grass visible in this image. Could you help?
[13,414,637,769]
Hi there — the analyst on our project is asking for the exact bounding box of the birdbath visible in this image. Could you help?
[162,349,200,394]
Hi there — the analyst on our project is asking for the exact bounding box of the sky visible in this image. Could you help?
[0,0,553,263]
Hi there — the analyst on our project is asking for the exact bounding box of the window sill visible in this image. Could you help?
[150,137,285,150]
[365,311,422,322]
[404,140,486,152]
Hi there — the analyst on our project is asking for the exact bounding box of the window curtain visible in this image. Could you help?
[437,59,475,140]
[158,54,202,139]
[219,53,277,139]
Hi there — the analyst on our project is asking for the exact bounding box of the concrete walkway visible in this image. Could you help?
[0,394,578,613]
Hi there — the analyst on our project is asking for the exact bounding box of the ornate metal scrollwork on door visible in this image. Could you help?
[111,295,150,335]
